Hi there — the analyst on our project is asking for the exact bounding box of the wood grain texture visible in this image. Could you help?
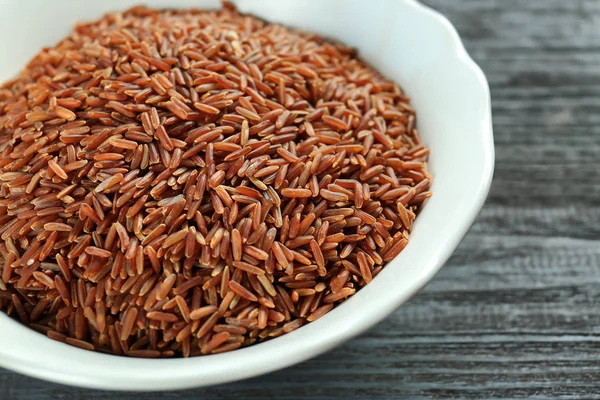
[2,0,598,398]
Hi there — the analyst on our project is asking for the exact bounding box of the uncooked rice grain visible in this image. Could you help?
[0,3,430,357]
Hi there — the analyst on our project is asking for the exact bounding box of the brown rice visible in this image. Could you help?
[0,4,431,357]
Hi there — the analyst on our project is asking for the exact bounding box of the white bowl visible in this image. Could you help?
[0,0,493,391]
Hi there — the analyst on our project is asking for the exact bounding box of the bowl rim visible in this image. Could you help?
[0,0,494,391]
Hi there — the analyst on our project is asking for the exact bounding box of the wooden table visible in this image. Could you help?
[2,0,598,398]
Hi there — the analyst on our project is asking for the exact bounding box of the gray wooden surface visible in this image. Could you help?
[2,0,598,398]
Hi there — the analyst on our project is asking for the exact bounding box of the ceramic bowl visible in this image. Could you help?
[0,0,493,390]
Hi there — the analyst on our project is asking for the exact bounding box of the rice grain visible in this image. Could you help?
[0,4,429,358]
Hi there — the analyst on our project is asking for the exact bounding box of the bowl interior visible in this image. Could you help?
[0,0,493,390]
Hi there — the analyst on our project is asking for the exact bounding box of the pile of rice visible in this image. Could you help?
[0,4,430,357]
